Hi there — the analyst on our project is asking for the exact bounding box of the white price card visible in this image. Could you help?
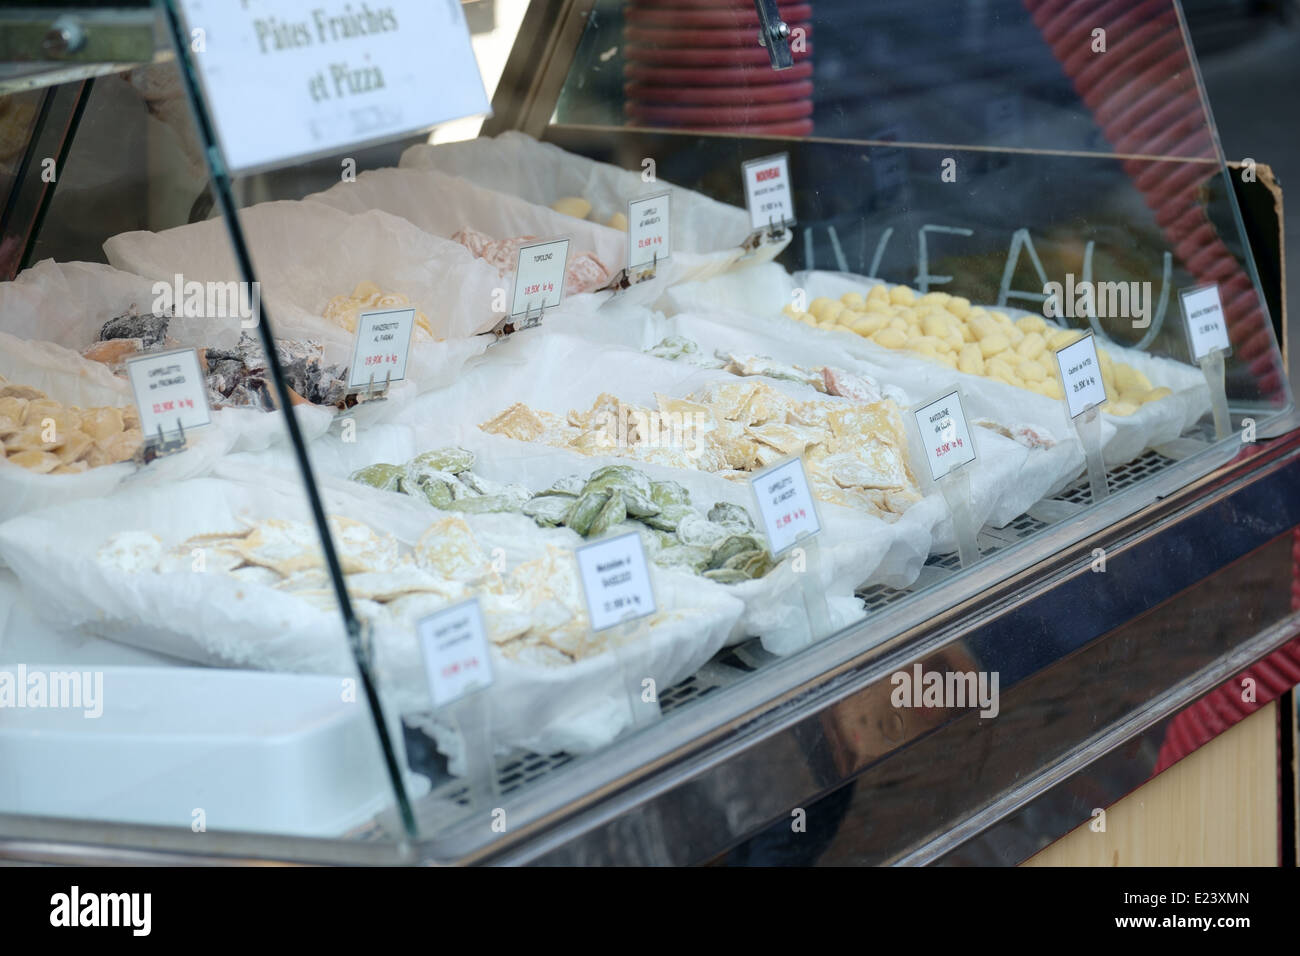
[126,348,212,438]
[742,153,795,231]
[417,598,493,709]
[913,390,977,482]
[510,238,570,319]
[1054,333,1109,419]
[576,531,657,633]
[347,306,414,389]
[170,0,490,176]
[1179,284,1231,361]
[627,193,671,271]
[750,457,821,556]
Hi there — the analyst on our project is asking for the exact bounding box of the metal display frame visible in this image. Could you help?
[0,1,1296,866]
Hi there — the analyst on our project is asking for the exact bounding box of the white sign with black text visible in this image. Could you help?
[126,348,213,438]
[627,193,671,272]
[914,390,977,482]
[742,153,795,231]
[576,532,657,633]
[510,238,569,319]
[1179,284,1232,361]
[171,0,490,175]
[750,457,821,556]
[347,306,414,389]
[417,598,493,709]
[1054,333,1109,419]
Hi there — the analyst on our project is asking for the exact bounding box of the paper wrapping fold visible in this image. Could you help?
[0,471,744,760]
[398,132,791,305]
[104,201,497,395]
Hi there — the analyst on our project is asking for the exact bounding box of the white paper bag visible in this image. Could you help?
[104,201,498,392]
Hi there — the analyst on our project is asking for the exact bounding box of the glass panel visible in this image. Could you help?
[0,0,1292,860]
[0,58,405,845]
[392,0,1289,844]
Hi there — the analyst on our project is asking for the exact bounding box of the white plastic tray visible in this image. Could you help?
[0,665,418,837]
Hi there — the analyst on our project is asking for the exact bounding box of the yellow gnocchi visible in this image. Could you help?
[774,282,1173,414]
[979,332,1011,358]
[872,328,908,349]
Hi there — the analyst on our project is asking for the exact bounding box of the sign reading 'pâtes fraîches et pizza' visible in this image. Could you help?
[173,0,490,174]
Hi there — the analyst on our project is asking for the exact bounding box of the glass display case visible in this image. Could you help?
[0,0,1296,866]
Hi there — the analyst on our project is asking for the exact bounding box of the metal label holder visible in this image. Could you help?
[489,298,548,339]
[740,217,793,257]
[136,418,189,464]
[343,368,393,407]
[600,250,661,296]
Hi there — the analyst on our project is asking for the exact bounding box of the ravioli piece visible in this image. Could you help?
[236,519,321,575]
[568,392,623,432]
[825,402,902,452]
[6,449,60,473]
[0,397,29,422]
[538,622,610,662]
[568,429,621,457]
[0,384,44,402]
[345,567,463,602]
[275,568,331,592]
[481,402,551,442]
[229,565,281,587]
[478,591,534,645]
[733,382,795,426]
[508,545,584,614]
[499,638,573,668]
[158,543,244,574]
[745,422,821,458]
[481,403,574,445]
[688,380,761,422]
[54,430,93,464]
[414,516,500,589]
[329,516,401,574]
[79,406,125,442]
[97,532,163,573]
[7,425,60,454]
[813,452,905,492]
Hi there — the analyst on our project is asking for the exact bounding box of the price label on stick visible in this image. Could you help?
[627,193,671,272]
[750,457,821,556]
[742,152,795,231]
[126,348,212,439]
[1179,284,1231,361]
[510,238,569,320]
[417,598,494,709]
[913,390,977,482]
[576,531,657,633]
[348,307,414,389]
[1054,332,1109,419]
